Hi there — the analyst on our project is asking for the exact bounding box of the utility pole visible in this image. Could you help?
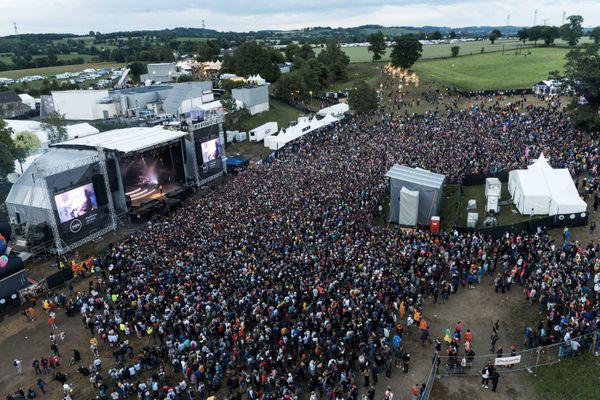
[533,9,538,26]
[202,20,205,30]
[13,22,18,35]
[506,14,510,26]
[562,11,566,25]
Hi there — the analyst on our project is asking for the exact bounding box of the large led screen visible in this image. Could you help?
[54,182,98,223]
[200,138,222,163]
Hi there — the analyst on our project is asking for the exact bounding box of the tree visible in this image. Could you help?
[284,44,302,62]
[489,29,502,44]
[348,81,378,114]
[540,26,560,46]
[528,25,543,46]
[127,62,147,82]
[220,92,237,113]
[42,112,68,144]
[196,40,221,61]
[517,28,529,43]
[560,15,584,46]
[451,46,460,57]
[430,31,442,40]
[0,119,20,181]
[367,32,386,62]
[449,31,457,39]
[560,43,600,131]
[299,44,316,60]
[589,26,600,44]
[222,41,282,82]
[390,35,423,69]
[317,39,350,82]
[275,72,306,100]
[89,31,95,37]
[13,130,41,173]
[297,58,329,93]
[177,74,195,83]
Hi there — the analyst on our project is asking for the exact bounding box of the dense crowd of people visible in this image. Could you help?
[5,83,600,400]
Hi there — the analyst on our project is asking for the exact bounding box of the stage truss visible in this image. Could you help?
[34,147,118,255]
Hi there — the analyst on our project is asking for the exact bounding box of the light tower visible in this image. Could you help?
[533,9,538,26]
[13,22,18,35]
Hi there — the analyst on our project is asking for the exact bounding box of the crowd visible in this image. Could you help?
[5,83,600,400]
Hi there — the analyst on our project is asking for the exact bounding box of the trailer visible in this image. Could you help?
[249,122,278,142]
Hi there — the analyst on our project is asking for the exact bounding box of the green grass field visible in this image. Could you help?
[225,98,302,134]
[529,353,600,400]
[412,47,568,90]
[0,62,124,79]
[328,37,590,64]
[224,99,303,160]
[454,184,545,227]
[334,62,382,91]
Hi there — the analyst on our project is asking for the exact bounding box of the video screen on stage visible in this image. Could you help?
[54,182,98,223]
[200,138,222,163]
[119,144,185,206]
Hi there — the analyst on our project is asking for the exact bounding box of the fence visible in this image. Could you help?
[437,331,598,378]
[421,355,439,400]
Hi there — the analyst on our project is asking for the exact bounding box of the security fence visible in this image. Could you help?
[421,355,439,400]
[437,331,598,378]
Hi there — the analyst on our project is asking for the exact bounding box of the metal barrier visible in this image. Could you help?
[421,354,439,400]
[438,331,597,378]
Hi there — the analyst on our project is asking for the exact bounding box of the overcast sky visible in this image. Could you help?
[2,0,599,37]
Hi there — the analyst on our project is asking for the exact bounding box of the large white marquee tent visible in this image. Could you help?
[508,154,586,216]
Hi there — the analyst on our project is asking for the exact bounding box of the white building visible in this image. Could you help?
[52,90,111,120]
[232,85,269,115]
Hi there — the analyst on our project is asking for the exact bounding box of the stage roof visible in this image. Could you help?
[57,126,187,154]
[6,148,99,211]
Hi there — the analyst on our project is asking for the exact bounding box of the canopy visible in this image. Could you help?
[317,103,349,116]
[509,153,586,216]
[57,126,186,154]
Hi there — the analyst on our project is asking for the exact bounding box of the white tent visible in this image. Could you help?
[263,114,341,150]
[509,169,551,215]
[509,153,586,216]
[317,103,349,116]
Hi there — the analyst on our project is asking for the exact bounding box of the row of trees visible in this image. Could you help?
[516,15,591,46]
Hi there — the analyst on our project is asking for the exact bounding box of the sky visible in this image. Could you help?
[1,0,599,36]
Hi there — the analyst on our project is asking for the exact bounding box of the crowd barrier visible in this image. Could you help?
[453,212,587,239]
[437,331,598,378]
[461,170,509,186]
[45,268,73,289]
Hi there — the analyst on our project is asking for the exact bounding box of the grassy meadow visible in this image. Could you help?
[412,47,568,90]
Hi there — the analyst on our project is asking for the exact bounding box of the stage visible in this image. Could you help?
[125,183,181,207]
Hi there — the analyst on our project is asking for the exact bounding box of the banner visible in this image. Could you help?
[494,355,521,366]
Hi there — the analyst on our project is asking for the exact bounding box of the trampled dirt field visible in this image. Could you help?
[1,80,595,400]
